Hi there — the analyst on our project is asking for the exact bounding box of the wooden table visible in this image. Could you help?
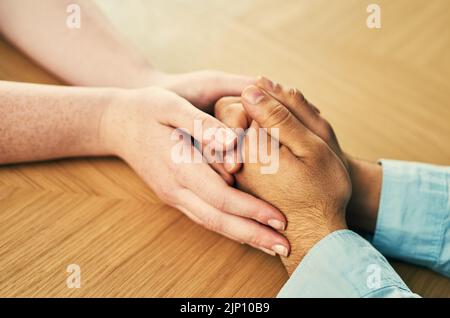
[1,0,449,297]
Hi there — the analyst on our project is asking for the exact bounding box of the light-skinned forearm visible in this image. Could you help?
[0,0,160,88]
[0,80,117,164]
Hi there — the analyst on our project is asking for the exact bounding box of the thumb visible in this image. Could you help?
[160,92,237,151]
[241,85,314,157]
[212,72,256,97]
[214,97,250,131]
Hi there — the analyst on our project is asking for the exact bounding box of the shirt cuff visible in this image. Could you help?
[277,230,414,298]
[372,160,450,277]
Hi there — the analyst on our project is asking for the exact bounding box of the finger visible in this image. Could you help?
[199,132,241,177]
[223,151,242,174]
[241,85,316,157]
[239,120,293,179]
[215,102,250,131]
[176,205,204,225]
[309,102,321,114]
[210,162,235,185]
[176,155,287,231]
[214,100,249,173]
[256,77,329,136]
[215,96,241,111]
[256,77,343,157]
[256,76,320,129]
[159,91,237,151]
[176,188,290,256]
[202,148,235,185]
[211,72,256,97]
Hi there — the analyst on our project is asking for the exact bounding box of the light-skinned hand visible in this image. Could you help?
[100,87,290,256]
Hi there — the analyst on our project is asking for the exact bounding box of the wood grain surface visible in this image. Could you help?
[0,0,449,297]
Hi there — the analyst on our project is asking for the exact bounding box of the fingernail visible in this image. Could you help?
[243,86,265,105]
[259,76,275,92]
[268,219,285,231]
[272,244,289,257]
[260,247,276,256]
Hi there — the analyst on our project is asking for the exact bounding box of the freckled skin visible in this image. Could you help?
[0,0,293,255]
[0,81,116,164]
[0,81,292,255]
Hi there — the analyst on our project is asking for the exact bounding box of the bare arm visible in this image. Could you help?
[0,80,114,164]
[0,0,253,111]
[0,80,290,254]
[0,1,289,255]
[0,0,159,88]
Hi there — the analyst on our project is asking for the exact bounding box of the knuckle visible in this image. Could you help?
[253,209,266,222]
[316,140,332,159]
[272,82,282,93]
[262,102,292,128]
[247,232,263,247]
[174,167,191,187]
[214,97,228,112]
[212,194,227,212]
[192,110,211,130]
[320,120,336,143]
[288,87,306,103]
[301,135,326,159]
[215,100,242,119]
[156,185,177,205]
[203,216,222,232]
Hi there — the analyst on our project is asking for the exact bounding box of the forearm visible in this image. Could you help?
[0,81,116,164]
[282,209,347,276]
[346,157,382,234]
[0,0,159,88]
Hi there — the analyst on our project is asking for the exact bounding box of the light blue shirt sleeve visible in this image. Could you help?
[371,160,450,277]
[277,230,419,297]
[278,159,450,297]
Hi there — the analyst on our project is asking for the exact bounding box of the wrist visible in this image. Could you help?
[97,88,137,158]
[138,69,169,87]
[51,86,126,159]
[346,156,382,234]
[282,210,347,275]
